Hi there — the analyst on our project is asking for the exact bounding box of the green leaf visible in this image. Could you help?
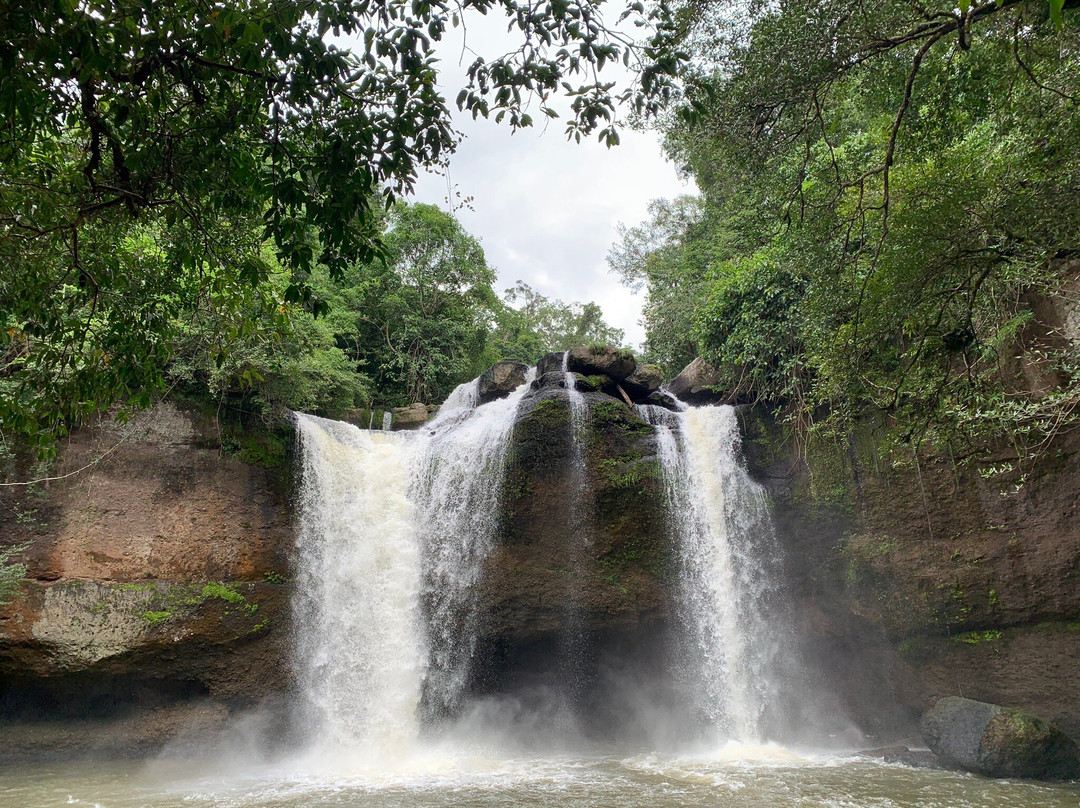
[1048,0,1065,28]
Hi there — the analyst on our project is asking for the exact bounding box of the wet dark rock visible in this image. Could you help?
[572,373,612,394]
[623,364,664,399]
[566,345,636,381]
[485,387,670,645]
[533,370,570,391]
[536,351,567,376]
[921,696,1080,780]
[478,361,529,404]
[390,402,430,430]
[643,391,682,412]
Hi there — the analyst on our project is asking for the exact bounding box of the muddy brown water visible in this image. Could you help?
[2,745,1078,808]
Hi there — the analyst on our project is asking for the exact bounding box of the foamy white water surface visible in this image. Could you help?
[2,750,1077,808]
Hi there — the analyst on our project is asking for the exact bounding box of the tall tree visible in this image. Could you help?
[616,0,1080,456]
[0,0,684,450]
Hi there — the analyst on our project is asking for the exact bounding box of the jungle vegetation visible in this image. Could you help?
[1,0,660,454]
[612,0,1080,465]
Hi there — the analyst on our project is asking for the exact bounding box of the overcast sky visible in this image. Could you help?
[405,17,690,349]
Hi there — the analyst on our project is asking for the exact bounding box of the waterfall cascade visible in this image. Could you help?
[292,414,423,754]
[561,350,588,435]
[412,370,536,719]
[638,403,788,742]
[293,371,792,756]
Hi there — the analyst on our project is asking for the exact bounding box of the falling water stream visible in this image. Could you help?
[292,415,423,756]
[411,371,535,719]
[2,376,1076,807]
[638,403,787,742]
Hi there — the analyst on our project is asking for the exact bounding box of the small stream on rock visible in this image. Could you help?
[2,370,1077,806]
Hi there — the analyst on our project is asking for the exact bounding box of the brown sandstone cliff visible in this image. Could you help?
[0,401,295,758]
[741,409,1080,741]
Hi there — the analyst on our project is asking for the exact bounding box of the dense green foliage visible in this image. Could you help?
[0,0,676,453]
[614,0,1080,459]
[164,202,625,418]
[486,281,626,363]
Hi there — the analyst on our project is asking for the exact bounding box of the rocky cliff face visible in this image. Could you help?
[740,407,1080,741]
[0,372,675,754]
[0,402,295,759]
[460,370,677,731]
[7,347,1075,755]
[486,382,669,643]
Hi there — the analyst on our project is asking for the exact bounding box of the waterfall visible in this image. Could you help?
[292,368,793,753]
[561,350,587,434]
[292,414,423,755]
[411,370,536,719]
[638,403,786,742]
[382,410,393,431]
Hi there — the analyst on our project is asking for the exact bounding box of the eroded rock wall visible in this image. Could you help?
[740,408,1080,740]
[0,402,295,758]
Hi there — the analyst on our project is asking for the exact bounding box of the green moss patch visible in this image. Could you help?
[952,629,1004,645]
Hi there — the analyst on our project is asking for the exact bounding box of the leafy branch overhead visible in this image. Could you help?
[0,0,680,449]
[615,0,1080,464]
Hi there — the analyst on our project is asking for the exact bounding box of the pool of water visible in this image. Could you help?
[3,744,1077,808]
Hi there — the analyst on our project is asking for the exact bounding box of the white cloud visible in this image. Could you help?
[406,15,690,349]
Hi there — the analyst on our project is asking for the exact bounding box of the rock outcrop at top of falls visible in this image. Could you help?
[535,346,663,405]
[477,360,529,404]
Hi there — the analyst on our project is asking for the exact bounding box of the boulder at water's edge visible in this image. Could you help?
[921,696,1080,780]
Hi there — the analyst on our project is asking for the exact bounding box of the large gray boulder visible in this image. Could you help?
[921,696,1080,780]
[622,363,664,399]
[477,361,529,404]
[566,345,636,381]
[536,351,566,377]
[666,357,728,405]
[390,402,430,430]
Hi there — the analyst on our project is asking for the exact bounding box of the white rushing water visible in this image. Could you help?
[411,370,536,719]
[638,403,786,742]
[292,414,424,757]
[294,373,537,745]
[561,351,588,435]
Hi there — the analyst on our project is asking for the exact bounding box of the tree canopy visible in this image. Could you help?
[614,0,1080,463]
[1,0,675,451]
